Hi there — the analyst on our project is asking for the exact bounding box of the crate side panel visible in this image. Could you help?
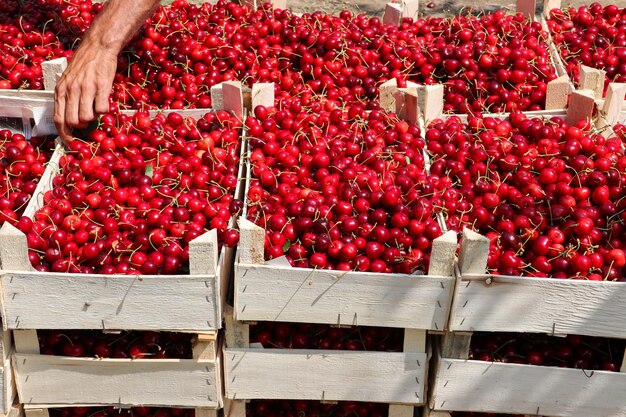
[236,264,453,330]
[13,354,218,408]
[433,359,626,417]
[2,273,218,331]
[225,349,425,404]
[450,277,626,338]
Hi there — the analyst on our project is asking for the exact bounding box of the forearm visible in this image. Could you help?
[80,0,161,54]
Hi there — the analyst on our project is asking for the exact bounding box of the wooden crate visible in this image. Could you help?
[223,304,429,417]
[0,328,14,416]
[429,328,626,417]
[12,329,222,415]
[0,94,247,332]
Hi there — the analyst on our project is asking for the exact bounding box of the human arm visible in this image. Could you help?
[54,0,161,143]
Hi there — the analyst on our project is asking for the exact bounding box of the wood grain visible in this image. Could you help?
[225,349,425,404]
[432,358,626,417]
[1,272,220,331]
[235,264,453,330]
[449,276,626,338]
[13,354,218,408]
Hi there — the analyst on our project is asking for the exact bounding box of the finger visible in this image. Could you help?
[64,81,82,128]
[54,81,73,144]
[78,84,96,124]
[94,78,112,114]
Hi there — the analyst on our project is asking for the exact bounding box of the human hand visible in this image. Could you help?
[53,43,117,144]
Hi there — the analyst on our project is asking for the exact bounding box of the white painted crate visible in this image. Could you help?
[429,329,626,417]
[223,305,429,417]
[12,329,221,414]
[0,99,247,332]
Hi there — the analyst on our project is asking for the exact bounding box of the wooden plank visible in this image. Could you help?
[189,229,219,276]
[224,305,249,349]
[449,275,626,338]
[1,357,13,415]
[235,264,453,330]
[1,272,219,331]
[380,79,398,112]
[428,231,457,278]
[251,83,274,111]
[566,89,595,125]
[41,58,67,91]
[598,83,626,135]
[382,3,403,26]
[458,228,490,276]
[545,75,571,110]
[237,219,265,265]
[224,399,246,417]
[388,405,414,417]
[13,331,38,354]
[13,354,218,408]
[193,332,218,362]
[25,409,48,417]
[396,87,419,126]
[225,349,425,404]
[222,81,244,119]
[579,65,606,99]
[418,85,444,122]
[432,358,626,417]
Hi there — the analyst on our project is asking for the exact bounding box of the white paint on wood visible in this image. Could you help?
[428,231,457,277]
[0,223,32,272]
[403,329,426,353]
[401,0,419,20]
[1,272,219,331]
[251,83,274,111]
[25,409,49,417]
[1,357,13,415]
[22,144,63,221]
[237,218,264,265]
[579,65,606,99]
[450,275,626,338]
[13,354,218,408]
[195,409,218,417]
[545,75,571,110]
[566,89,595,125]
[41,58,67,91]
[235,264,453,330]
[432,358,626,417]
[225,349,425,404]
[422,410,451,417]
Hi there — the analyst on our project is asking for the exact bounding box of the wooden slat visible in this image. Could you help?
[1,272,219,331]
[225,349,425,404]
[235,264,454,330]
[13,354,218,408]
[432,358,626,417]
[449,276,626,338]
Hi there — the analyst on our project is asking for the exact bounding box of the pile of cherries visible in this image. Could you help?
[50,407,194,417]
[247,400,388,417]
[470,332,625,371]
[0,131,53,224]
[547,3,626,92]
[38,329,192,359]
[250,322,403,351]
[20,111,242,275]
[426,112,626,280]
[245,102,445,274]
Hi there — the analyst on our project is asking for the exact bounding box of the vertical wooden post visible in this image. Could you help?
[13,330,39,354]
[251,83,275,112]
[458,228,490,277]
[418,85,444,122]
[222,81,244,119]
[579,65,606,99]
[396,86,419,126]
[566,89,595,125]
[516,0,536,20]
[545,75,571,110]
[0,223,33,272]
[194,332,219,417]
[380,79,399,112]
[383,1,418,26]
[598,83,626,135]
[189,229,219,276]
[210,84,224,110]
[237,218,265,265]
[224,305,249,417]
[41,57,67,91]
[428,230,457,278]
